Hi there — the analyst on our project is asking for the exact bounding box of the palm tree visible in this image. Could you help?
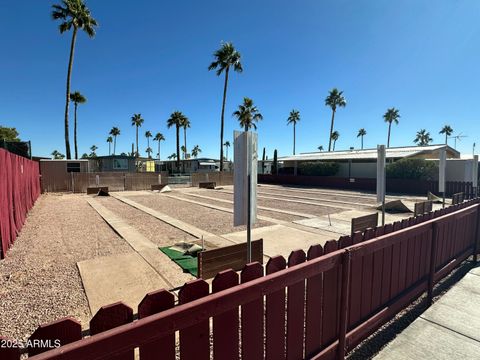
[167,111,187,168]
[106,136,113,155]
[153,132,165,160]
[131,114,144,157]
[52,0,97,159]
[224,141,231,161]
[180,117,191,159]
[383,108,400,147]
[145,131,152,157]
[325,89,346,152]
[191,145,202,158]
[145,147,153,158]
[287,109,300,155]
[331,131,340,151]
[51,150,65,159]
[168,153,177,160]
[357,128,367,149]
[89,144,98,157]
[414,129,433,146]
[208,42,243,171]
[69,91,86,159]
[439,125,453,145]
[318,145,324,151]
[232,97,263,131]
[109,127,120,155]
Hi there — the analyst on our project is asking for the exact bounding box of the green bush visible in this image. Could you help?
[386,158,438,180]
[298,162,339,176]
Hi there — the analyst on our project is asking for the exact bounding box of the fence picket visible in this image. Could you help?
[138,289,175,360]
[322,240,340,346]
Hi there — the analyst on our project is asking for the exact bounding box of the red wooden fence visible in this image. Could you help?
[1,199,479,360]
[0,149,40,259]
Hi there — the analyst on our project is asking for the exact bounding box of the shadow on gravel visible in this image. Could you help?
[347,259,478,360]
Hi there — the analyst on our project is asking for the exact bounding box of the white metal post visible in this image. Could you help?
[439,148,446,208]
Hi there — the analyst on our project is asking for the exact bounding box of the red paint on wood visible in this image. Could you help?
[305,245,324,359]
[138,289,175,360]
[286,250,307,360]
[178,279,210,360]
[212,270,240,360]
[266,256,287,360]
[0,336,20,360]
[241,262,264,360]
[322,241,339,346]
[360,230,375,320]
[28,317,81,356]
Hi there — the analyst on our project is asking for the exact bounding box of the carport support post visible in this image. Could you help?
[439,147,446,208]
[247,172,252,263]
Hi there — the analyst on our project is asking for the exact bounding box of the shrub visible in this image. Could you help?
[386,158,438,180]
[298,162,339,176]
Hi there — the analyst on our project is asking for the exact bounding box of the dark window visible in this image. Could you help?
[67,162,81,173]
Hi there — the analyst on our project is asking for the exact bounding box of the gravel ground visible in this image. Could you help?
[125,194,273,235]
[95,196,196,247]
[173,192,305,222]
[257,189,378,206]
[0,194,131,341]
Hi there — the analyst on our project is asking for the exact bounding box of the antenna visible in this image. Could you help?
[448,132,468,149]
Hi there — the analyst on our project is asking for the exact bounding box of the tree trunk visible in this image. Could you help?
[108,142,111,155]
[64,27,77,159]
[176,125,180,170]
[184,128,187,159]
[158,141,161,160]
[293,123,296,155]
[219,67,230,171]
[74,102,78,159]
[361,135,364,149]
[445,133,448,145]
[333,140,336,151]
[136,126,139,157]
[387,122,392,148]
[328,109,335,152]
[113,136,117,155]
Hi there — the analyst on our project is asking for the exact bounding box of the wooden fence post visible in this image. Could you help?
[427,222,439,305]
[337,249,352,360]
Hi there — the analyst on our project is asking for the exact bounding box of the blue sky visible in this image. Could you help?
[1,0,480,159]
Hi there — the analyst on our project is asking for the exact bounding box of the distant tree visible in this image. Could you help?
[233,97,263,131]
[287,109,300,155]
[89,144,98,157]
[153,132,165,160]
[81,153,89,159]
[224,141,231,161]
[145,146,153,158]
[272,149,278,175]
[145,130,152,157]
[383,108,400,147]
[109,127,120,155]
[51,150,65,159]
[208,42,243,171]
[318,145,324,151]
[167,111,187,168]
[357,128,367,149]
[414,129,433,146]
[331,131,340,151]
[439,125,453,145]
[179,117,191,159]
[262,147,266,173]
[0,126,20,141]
[69,91,86,159]
[191,145,202,158]
[106,136,113,155]
[131,113,144,157]
[325,88,346,151]
[168,153,177,160]
[52,0,98,159]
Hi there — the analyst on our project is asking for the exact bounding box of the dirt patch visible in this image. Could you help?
[124,194,273,235]
[0,194,131,341]
[95,196,196,247]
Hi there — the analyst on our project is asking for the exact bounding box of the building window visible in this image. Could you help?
[113,158,128,170]
[67,162,81,173]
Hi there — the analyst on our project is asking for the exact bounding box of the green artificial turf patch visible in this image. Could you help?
[160,247,198,277]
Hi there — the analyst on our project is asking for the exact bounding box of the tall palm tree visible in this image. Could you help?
[145,147,153,159]
[153,132,165,160]
[131,113,144,157]
[145,130,152,158]
[439,125,453,145]
[325,88,346,152]
[52,0,97,159]
[331,131,340,151]
[192,145,202,158]
[357,128,367,149]
[167,111,187,168]
[414,129,433,146]
[287,109,300,155]
[106,136,113,155]
[232,97,263,132]
[109,127,120,155]
[318,145,324,151]
[180,117,191,159]
[89,144,98,157]
[383,108,400,147]
[208,42,243,171]
[224,141,231,161]
[69,91,86,159]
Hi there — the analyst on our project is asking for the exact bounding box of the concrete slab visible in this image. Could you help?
[470,266,480,277]
[222,224,330,258]
[77,252,170,315]
[374,317,480,360]
[420,273,480,342]
[294,217,351,235]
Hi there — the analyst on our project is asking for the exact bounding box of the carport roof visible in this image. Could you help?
[281,145,458,162]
